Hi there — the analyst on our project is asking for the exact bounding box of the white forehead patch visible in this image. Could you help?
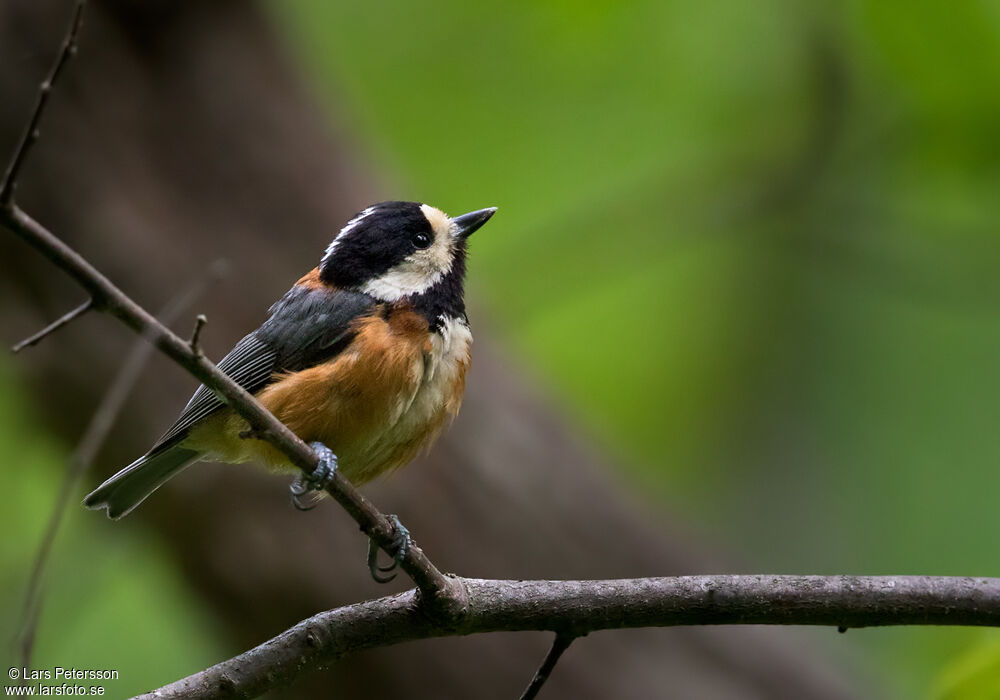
[419,204,454,238]
[322,206,376,266]
[362,204,456,302]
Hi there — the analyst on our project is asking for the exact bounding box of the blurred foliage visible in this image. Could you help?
[272,0,1000,696]
[937,634,1000,700]
[0,362,227,696]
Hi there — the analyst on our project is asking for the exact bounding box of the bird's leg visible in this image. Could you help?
[289,441,338,511]
[366,514,411,583]
[289,442,410,582]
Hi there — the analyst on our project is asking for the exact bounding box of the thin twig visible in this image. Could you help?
[15,262,227,670]
[0,0,86,205]
[133,575,1000,700]
[188,314,207,356]
[519,633,575,700]
[11,297,93,352]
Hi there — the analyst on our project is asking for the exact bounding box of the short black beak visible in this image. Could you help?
[452,207,497,239]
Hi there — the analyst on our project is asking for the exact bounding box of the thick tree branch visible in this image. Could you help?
[135,575,1000,699]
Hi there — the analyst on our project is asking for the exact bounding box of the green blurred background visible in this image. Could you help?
[3,0,1000,696]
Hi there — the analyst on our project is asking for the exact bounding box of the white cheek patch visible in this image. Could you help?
[361,267,440,301]
[322,206,375,266]
[362,205,456,302]
[420,204,455,239]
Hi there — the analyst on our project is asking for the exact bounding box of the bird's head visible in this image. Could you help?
[319,201,496,303]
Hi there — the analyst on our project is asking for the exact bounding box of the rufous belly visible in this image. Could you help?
[185,313,471,484]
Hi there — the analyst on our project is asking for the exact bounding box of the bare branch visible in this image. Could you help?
[0,2,451,595]
[519,633,576,700]
[14,262,226,670]
[188,313,207,356]
[11,297,93,353]
[0,206,460,612]
[134,575,1000,700]
[0,0,86,205]
[0,0,456,609]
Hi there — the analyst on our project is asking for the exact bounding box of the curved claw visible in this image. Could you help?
[366,514,412,584]
[368,538,397,583]
[289,476,324,511]
[288,441,338,511]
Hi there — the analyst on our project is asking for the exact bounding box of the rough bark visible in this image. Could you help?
[138,576,1000,699]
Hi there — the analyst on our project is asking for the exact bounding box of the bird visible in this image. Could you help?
[84,201,495,573]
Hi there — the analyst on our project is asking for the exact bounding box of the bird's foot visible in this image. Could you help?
[367,514,411,583]
[289,442,338,511]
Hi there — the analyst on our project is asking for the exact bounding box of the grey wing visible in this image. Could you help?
[147,285,376,455]
[148,333,278,454]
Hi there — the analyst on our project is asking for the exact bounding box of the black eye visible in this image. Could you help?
[411,231,432,249]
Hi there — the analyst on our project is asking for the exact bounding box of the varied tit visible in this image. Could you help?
[84,201,496,522]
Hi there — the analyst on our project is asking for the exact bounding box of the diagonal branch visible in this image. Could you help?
[0,1,459,613]
[0,201,462,614]
[0,0,85,205]
[519,633,576,700]
[134,575,1000,700]
[10,299,94,354]
[11,297,93,352]
[15,260,227,671]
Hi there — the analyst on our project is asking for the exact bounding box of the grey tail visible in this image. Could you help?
[83,446,202,519]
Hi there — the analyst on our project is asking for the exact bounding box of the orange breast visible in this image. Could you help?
[187,308,471,484]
